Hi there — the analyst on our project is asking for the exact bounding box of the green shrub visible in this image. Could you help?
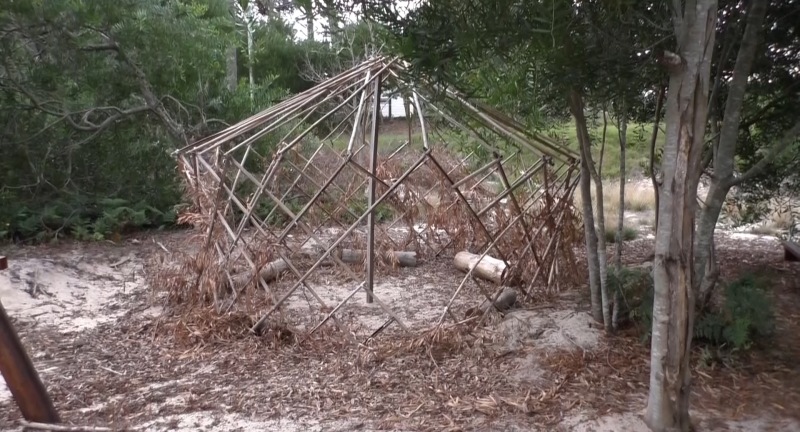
[609,267,653,333]
[604,226,638,243]
[694,274,775,350]
[628,272,775,352]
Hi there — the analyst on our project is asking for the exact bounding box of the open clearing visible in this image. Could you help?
[2,228,800,431]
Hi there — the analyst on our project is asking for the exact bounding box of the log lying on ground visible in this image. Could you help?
[783,240,800,262]
[339,249,418,267]
[454,251,508,284]
[229,259,289,291]
[465,287,517,318]
[294,248,418,267]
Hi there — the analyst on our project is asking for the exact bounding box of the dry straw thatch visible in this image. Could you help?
[165,55,583,341]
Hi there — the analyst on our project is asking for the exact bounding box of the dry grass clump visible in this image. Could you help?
[574,179,657,223]
[721,193,799,235]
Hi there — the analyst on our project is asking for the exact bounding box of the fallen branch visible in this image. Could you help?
[19,420,113,432]
[454,251,508,284]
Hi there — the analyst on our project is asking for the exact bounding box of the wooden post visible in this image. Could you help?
[0,256,61,424]
[366,74,382,304]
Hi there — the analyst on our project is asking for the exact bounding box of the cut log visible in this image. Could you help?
[229,259,289,291]
[339,249,418,267]
[454,251,508,284]
[783,240,800,262]
[294,248,417,267]
[465,287,517,318]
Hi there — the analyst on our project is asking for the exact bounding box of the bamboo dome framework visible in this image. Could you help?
[174,56,582,337]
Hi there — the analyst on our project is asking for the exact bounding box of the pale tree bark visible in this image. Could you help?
[645,0,718,430]
[569,89,610,329]
[225,48,237,92]
[649,86,665,231]
[612,102,627,331]
[306,10,315,41]
[693,0,770,312]
[230,1,257,105]
[225,0,240,92]
[243,5,255,105]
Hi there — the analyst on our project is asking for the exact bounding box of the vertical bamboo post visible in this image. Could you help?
[366,73,382,304]
[0,256,61,424]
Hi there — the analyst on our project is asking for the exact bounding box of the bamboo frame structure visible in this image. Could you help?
[174,56,583,338]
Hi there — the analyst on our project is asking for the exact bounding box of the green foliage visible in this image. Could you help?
[694,275,775,350]
[546,120,662,180]
[1,197,177,242]
[347,198,395,224]
[608,266,654,341]
[604,226,638,244]
[626,271,776,351]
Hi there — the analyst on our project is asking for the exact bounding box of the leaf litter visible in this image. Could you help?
[0,230,799,431]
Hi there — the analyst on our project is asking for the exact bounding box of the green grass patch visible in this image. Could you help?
[604,225,638,243]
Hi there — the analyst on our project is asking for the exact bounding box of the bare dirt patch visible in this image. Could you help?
[1,230,799,431]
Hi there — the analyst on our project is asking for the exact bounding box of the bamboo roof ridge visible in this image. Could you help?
[172,56,583,341]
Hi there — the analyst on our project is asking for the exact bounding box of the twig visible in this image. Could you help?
[153,239,170,253]
[19,420,114,432]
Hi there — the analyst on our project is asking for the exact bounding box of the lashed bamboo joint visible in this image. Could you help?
[173,56,582,339]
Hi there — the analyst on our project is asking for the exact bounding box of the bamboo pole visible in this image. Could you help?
[366,74,383,303]
[250,150,431,334]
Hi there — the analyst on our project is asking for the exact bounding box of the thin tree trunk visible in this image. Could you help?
[225,46,237,92]
[693,0,769,311]
[574,107,602,323]
[649,85,665,231]
[569,90,608,328]
[613,103,627,331]
[645,1,717,430]
[306,10,315,41]
[246,13,255,106]
[225,0,239,92]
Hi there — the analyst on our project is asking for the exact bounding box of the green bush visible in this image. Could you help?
[608,266,654,340]
[626,271,775,351]
[604,226,638,244]
[694,274,775,350]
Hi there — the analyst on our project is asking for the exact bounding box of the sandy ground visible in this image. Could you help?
[1,230,800,431]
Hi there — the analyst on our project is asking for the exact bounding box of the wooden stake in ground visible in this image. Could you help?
[0,256,62,424]
[453,251,508,285]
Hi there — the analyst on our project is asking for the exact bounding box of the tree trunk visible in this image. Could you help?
[225,0,239,92]
[225,46,237,92]
[645,1,718,430]
[649,86,665,231]
[568,90,605,326]
[692,0,768,310]
[246,13,255,106]
[613,105,627,331]
[306,10,315,41]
